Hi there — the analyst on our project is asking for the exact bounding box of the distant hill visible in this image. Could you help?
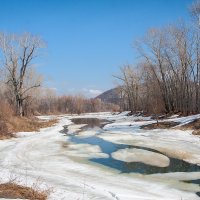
[95,88,121,105]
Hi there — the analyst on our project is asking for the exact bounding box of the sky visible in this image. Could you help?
[0,0,193,97]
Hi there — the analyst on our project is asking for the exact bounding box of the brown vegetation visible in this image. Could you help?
[0,117,57,140]
[36,93,120,115]
[179,119,200,135]
[7,117,58,133]
[0,121,13,139]
[0,182,49,200]
[141,121,180,130]
[0,99,57,139]
[193,129,200,135]
[181,119,200,130]
[140,118,200,134]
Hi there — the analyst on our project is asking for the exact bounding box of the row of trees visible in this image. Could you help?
[116,1,200,115]
[35,92,119,115]
[0,33,119,117]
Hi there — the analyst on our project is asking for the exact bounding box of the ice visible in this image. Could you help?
[98,129,200,164]
[112,148,170,167]
[100,113,200,165]
[0,113,200,200]
[167,114,200,126]
[64,143,109,158]
[67,124,87,134]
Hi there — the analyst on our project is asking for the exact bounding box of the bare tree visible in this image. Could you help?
[0,33,45,116]
[135,28,174,113]
[115,20,200,115]
[114,65,141,113]
[190,0,200,26]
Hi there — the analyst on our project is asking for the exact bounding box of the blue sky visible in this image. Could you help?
[0,0,193,97]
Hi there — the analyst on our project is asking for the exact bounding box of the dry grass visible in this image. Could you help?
[7,117,58,133]
[0,100,58,139]
[0,120,14,139]
[0,172,52,200]
[193,129,200,135]
[0,100,15,139]
[140,117,200,135]
[178,119,200,135]
[0,116,58,140]
[141,121,180,130]
[0,182,49,200]
[180,119,200,130]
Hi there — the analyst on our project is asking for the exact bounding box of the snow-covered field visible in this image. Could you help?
[0,112,200,200]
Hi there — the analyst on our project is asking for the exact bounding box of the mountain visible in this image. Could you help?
[95,88,121,105]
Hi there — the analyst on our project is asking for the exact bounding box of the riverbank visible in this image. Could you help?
[0,112,199,200]
[0,116,58,139]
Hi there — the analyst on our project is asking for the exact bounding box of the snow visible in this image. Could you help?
[0,113,200,200]
[111,148,170,167]
[167,114,200,127]
[64,143,109,158]
[98,129,200,164]
[67,124,86,135]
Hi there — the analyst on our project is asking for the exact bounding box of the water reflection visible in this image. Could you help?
[71,118,110,129]
[70,135,200,174]
[183,179,200,185]
[67,118,200,175]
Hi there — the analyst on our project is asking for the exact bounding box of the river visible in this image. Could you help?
[0,112,200,200]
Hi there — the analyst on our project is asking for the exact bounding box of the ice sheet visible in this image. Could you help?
[112,148,170,167]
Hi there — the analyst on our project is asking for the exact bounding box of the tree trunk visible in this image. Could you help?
[17,98,23,117]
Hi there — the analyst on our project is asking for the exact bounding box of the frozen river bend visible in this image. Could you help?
[0,112,200,200]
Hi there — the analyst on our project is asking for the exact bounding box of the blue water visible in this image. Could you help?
[70,135,200,174]
[66,118,200,175]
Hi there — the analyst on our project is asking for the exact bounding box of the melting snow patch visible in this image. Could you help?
[112,148,170,167]
[65,143,109,158]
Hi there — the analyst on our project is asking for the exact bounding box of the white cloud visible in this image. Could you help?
[80,88,102,97]
[89,89,102,96]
